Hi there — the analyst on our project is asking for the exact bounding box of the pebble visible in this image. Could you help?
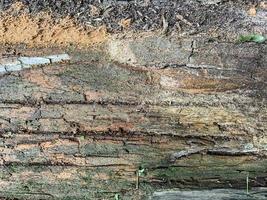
[5,64,22,72]
[0,65,6,73]
[18,57,51,66]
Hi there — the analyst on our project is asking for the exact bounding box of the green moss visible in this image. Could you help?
[154,166,182,181]
[81,172,92,185]
[238,34,266,43]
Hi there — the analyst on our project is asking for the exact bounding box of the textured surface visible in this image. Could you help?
[0,0,266,46]
[0,0,265,37]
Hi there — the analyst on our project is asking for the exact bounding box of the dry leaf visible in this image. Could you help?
[248,6,257,16]
[119,18,132,29]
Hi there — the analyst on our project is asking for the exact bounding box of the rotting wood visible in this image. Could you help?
[0,45,265,199]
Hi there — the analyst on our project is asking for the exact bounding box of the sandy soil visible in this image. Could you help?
[0,2,107,47]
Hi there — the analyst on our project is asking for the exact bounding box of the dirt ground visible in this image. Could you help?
[0,0,266,46]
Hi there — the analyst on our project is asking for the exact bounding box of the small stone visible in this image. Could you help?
[5,64,22,72]
[244,143,254,150]
[0,65,7,73]
[198,0,222,4]
[18,57,51,66]
[45,54,70,63]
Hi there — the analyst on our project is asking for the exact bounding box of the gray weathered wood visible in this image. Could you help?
[152,189,267,200]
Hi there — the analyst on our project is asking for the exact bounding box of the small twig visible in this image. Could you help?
[136,167,145,189]
[176,14,193,26]
[161,14,169,35]
[246,173,249,195]
[136,170,139,189]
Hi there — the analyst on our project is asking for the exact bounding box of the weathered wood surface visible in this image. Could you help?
[0,38,266,199]
[151,188,267,200]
